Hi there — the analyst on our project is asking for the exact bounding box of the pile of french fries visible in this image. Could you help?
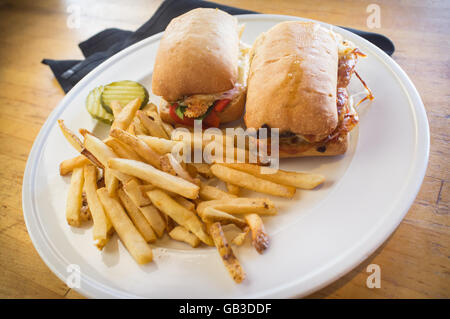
[58,97,325,283]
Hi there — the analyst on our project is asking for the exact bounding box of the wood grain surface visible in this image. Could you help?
[0,0,448,299]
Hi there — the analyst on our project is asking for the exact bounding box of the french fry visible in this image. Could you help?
[137,110,168,139]
[104,168,119,196]
[110,100,123,116]
[202,207,247,229]
[123,179,151,207]
[221,163,325,189]
[80,193,91,222]
[245,214,269,254]
[110,128,161,168]
[108,158,199,199]
[161,121,174,138]
[197,198,277,217]
[97,188,153,264]
[122,179,165,237]
[105,137,143,161]
[60,155,90,176]
[226,183,240,196]
[138,135,182,155]
[132,116,148,136]
[172,195,196,212]
[111,97,141,131]
[190,163,213,178]
[58,119,83,152]
[231,227,249,246]
[139,205,166,237]
[117,189,157,243]
[147,189,213,245]
[209,222,245,283]
[169,226,200,248]
[84,165,112,249]
[66,166,84,227]
[109,169,135,185]
[211,164,296,198]
[80,148,104,169]
[83,134,117,166]
[199,183,236,201]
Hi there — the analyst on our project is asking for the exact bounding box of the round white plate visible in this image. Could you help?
[23,14,429,298]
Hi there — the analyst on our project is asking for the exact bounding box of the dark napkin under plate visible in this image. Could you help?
[42,0,394,93]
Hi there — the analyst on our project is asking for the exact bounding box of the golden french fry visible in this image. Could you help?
[221,163,325,189]
[104,168,119,196]
[84,134,117,166]
[245,214,269,254]
[209,222,245,283]
[147,189,212,245]
[139,184,156,193]
[84,165,112,249]
[58,119,83,152]
[226,183,240,196]
[60,155,90,176]
[111,97,141,131]
[137,110,168,139]
[109,169,135,185]
[138,135,182,155]
[169,226,200,248]
[199,183,236,201]
[108,158,199,199]
[172,195,196,212]
[231,227,249,246]
[133,116,149,136]
[202,207,247,229]
[197,198,277,217]
[110,100,123,117]
[117,189,156,243]
[110,128,161,168]
[211,164,296,198]
[97,188,153,264]
[139,205,166,238]
[190,163,213,178]
[80,148,104,169]
[105,137,143,161]
[122,179,165,237]
[123,179,150,206]
[66,166,84,227]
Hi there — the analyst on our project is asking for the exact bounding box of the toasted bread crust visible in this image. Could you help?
[152,8,239,102]
[245,21,339,141]
[278,135,349,158]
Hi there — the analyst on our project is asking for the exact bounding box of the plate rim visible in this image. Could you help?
[22,13,430,299]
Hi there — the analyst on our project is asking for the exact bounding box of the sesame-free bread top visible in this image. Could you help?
[245,21,339,141]
[152,8,239,102]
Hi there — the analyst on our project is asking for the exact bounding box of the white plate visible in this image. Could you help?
[23,14,429,298]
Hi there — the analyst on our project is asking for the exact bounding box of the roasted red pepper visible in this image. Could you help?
[214,99,231,112]
[203,110,220,128]
[169,103,195,126]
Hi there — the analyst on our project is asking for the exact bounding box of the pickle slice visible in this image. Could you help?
[86,86,114,125]
[101,80,149,113]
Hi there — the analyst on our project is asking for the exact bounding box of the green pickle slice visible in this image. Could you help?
[101,80,149,114]
[85,86,114,125]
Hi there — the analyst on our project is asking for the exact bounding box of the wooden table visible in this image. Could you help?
[0,0,448,299]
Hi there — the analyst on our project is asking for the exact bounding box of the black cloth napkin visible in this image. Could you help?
[42,0,394,93]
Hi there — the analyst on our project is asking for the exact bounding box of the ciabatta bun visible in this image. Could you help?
[152,8,239,102]
[278,135,349,158]
[245,21,339,142]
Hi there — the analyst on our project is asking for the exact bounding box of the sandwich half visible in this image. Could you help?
[152,8,250,128]
[245,21,372,157]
